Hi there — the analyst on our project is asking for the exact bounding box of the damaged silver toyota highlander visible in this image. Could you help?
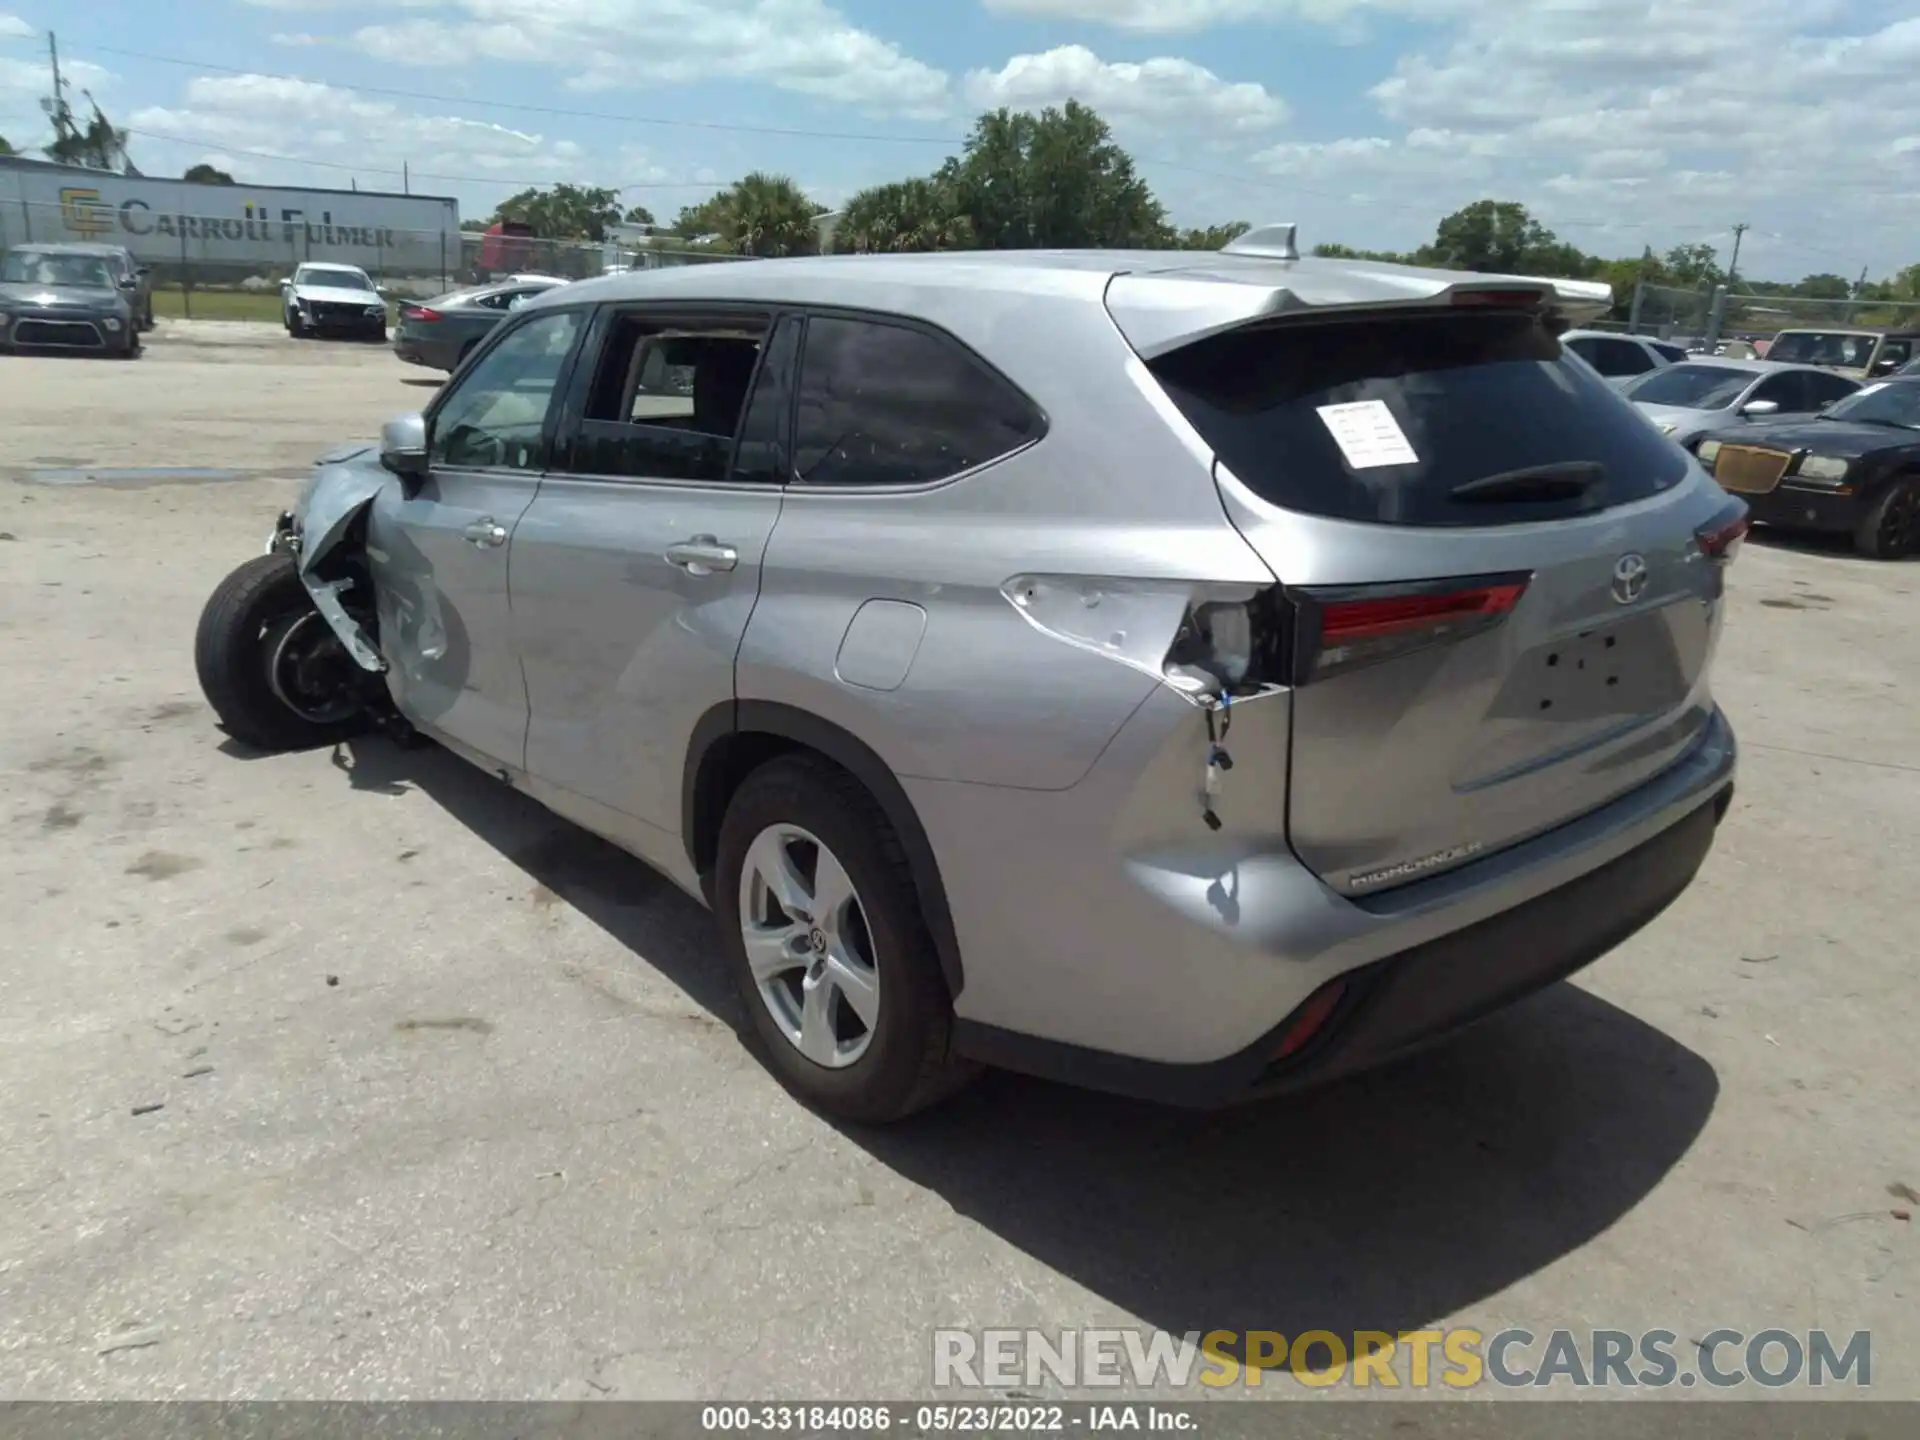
[194,228,1745,1123]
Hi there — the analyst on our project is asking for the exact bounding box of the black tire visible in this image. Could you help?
[193,553,364,751]
[1854,475,1920,560]
[715,753,976,1124]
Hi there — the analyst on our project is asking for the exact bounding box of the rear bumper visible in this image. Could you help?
[958,784,1727,1106]
[936,699,1736,1106]
[393,337,451,370]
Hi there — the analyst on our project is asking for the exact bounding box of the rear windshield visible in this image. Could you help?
[1149,311,1688,527]
[1626,363,1754,409]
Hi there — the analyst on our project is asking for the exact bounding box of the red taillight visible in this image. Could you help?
[402,305,442,322]
[1451,288,1544,309]
[1292,575,1530,683]
[1696,508,1750,563]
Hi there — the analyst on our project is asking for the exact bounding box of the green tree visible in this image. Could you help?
[492,183,623,240]
[1663,241,1723,288]
[1422,199,1579,274]
[183,162,234,184]
[1312,241,1416,263]
[623,203,656,226]
[1795,273,1852,300]
[679,173,822,257]
[936,101,1171,250]
[833,177,974,254]
[0,135,13,157]
[1177,222,1251,250]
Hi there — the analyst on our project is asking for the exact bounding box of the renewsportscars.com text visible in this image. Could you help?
[933,1327,1872,1391]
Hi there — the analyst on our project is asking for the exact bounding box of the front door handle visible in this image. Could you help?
[463,517,508,548]
[665,535,738,576]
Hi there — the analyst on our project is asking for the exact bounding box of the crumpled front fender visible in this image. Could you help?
[290,448,392,673]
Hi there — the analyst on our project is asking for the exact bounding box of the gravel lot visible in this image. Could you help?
[1,323,1915,1402]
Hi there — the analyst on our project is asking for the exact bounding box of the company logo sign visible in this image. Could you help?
[58,186,115,237]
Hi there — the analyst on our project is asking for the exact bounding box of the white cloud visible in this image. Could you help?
[965,45,1286,131]
[979,0,1363,30]
[126,73,586,189]
[270,32,327,47]
[345,0,950,119]
[0,13,34,39]
[1251,135,1390,177]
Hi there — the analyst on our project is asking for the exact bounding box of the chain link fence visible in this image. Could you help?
[1615,282,1920,352]
[0,199,748,322]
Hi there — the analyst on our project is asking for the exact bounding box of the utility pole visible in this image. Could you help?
[1725,222,1749,287]
[403,161,410,195]
[45,31,74,146]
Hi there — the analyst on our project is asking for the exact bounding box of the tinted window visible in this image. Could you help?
[731,318,800,487]
[792,317,1040,487]
[1651,342,1689,364]
[569,312,769,482]
[1806,370,1861,407]
[1569,336,1653,377]
[1766,331,1872,367]
[1626,363,1755,410]
[1749,372,1809,411]
[1150,311,1687,528]
[430,309,582,471]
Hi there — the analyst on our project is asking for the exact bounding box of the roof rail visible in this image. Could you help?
[1221,223,1299,262]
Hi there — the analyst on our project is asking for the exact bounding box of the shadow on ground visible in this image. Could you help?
[331,735,1720,1350]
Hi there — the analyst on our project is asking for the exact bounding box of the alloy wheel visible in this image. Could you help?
[737,823,880,1069]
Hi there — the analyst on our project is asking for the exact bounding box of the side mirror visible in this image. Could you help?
[379,413,429,491]
[1740,399,1780,417]
[118,275,138,290]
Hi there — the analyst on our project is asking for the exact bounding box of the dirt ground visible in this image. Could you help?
[0,322,1915,1402]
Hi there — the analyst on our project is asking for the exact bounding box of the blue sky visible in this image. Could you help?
[3,0,1918,279]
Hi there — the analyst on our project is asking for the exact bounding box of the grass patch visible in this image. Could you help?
[151,287,286,323]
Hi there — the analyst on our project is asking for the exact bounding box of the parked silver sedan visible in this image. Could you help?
[392,276,570,374]
[1624,358,1860,448]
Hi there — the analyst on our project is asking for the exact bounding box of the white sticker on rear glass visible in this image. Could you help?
[1315,399,1419,469]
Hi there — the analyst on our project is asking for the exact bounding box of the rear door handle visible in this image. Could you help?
[463,517,508,548]
[665,536,738,575]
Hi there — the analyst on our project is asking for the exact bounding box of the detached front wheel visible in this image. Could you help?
[194,553,366,751]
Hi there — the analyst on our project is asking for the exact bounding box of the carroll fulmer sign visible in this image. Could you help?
[2,163,459,272]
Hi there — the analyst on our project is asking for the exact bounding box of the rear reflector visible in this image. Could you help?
[1271,980,1347,1063]
[1290,575,1531,683]
[1695,506,1750,562]
[402,306,441,322]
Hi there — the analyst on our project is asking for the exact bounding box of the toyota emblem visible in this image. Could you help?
[1610,552,1649,605]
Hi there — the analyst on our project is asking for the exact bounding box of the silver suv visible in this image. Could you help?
[194,231,1744,1122]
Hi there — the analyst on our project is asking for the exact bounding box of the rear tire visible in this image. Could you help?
[194,553,365,751]
[715,754,976,1124]
[1854,475,1920,560]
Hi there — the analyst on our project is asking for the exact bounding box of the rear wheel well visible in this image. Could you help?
[685,703,964,1001]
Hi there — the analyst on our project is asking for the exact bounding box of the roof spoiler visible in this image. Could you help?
[1109,242,1617,359]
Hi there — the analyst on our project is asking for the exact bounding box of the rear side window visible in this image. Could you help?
[791,316,1041,487]
[1150,312,1688,528]
[1651,342,1689,364]
[1568,335,1654,377]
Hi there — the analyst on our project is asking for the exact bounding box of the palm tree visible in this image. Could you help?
[833,179,975,254]
[714,172,822,258]
[45,94,131,171]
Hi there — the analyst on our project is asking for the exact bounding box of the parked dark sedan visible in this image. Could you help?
[0,244,141,357]
[392,276,568,372]
[1695,376,1920,558]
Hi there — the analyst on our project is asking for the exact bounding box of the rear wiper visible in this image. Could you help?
[1449,462,1605,504]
